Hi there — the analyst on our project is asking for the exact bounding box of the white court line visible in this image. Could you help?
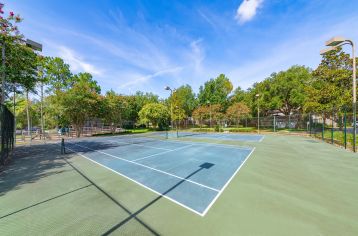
[64,146,205,216]
[69,142,220,193]
[201,147,256,216]
[133,144,194,162]
[108,139,172,151]
[258,136,265,142]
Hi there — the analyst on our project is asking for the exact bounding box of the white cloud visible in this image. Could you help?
[119,67,183,89]
[235,0,264,24]
[57,46,103,76]
[189,39,205,74]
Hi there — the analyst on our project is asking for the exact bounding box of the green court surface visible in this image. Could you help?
[1,134,358,235]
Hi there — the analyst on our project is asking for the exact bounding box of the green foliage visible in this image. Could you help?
[102,90,126,133]
[138,103,169,128]
[226,102,250,122]
[73,72,101,93]
[169,84,197,117]
[198,74,233,109]
[60,75,101,137]
[43,57,73,93]
[305,47,353,113]
[230,86,246,103]
[5,93,45,129]
[173,106,186,121]
[126,91,160,121]
[249,65,311,115]
[4,39,38,96]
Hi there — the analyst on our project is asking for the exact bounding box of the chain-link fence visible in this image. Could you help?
[0,104,15,166]
[172,112,357,152]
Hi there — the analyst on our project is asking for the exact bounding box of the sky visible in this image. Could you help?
[6,0,358,98]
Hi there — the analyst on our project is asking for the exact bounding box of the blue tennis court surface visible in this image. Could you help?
[65,135,255,216]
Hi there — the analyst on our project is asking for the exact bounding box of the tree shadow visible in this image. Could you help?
[2,140,215,235]
[63,141,216,235]
[102,162,215,235]
[0,144,71,196]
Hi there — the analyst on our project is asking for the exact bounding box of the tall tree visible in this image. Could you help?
[249,65,311,115]
[44,57,73,93]
[102,90,126,133]
[169,84,197,117]
[305,47,354,113]
[0,4,38,102]
[230,86,247,103]
[60,73,101,137]
[198,74,233,109]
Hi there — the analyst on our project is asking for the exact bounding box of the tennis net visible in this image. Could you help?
[177,130,207,138]
[129,131,168,144]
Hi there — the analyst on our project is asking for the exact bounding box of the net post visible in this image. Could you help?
[61,138,65,154]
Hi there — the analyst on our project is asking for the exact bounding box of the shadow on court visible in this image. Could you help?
[0,144,69,196]
[102,162,215,235]
[1,142,162,235]
[1,140,216,235]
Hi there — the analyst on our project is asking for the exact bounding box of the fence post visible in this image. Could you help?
[331,112,334,144]
[322,114,325,141]
[309,113,312,135]
[344,110,347,149]
[273,115,276,132]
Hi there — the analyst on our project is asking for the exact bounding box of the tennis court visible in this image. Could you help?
[65,135,255,215]
[2,133,358,235]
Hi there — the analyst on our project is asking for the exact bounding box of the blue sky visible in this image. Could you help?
[6,0,358,97]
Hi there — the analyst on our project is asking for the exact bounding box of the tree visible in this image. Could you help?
[138,103,169,129]
[128,91,159,121]
[169,84,197,117]
[249,65,311,115]
[44,57,73,93]
[192,106,209,127]
[197,74,233,109]
[60,73,101,137]
[0,4,38,102]
[73,72,101,93]
[305,47,353,113]
[192,104,223,127]
[210,104,224,122]
[230,86,246,103]
[226,102,250,127]
[102,90,126,133]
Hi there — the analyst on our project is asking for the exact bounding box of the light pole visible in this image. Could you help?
[320,36,356,152]
[165,86,174,130]
[256,94,260,133]
[206,100,212,129]
[23,39,42,144]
